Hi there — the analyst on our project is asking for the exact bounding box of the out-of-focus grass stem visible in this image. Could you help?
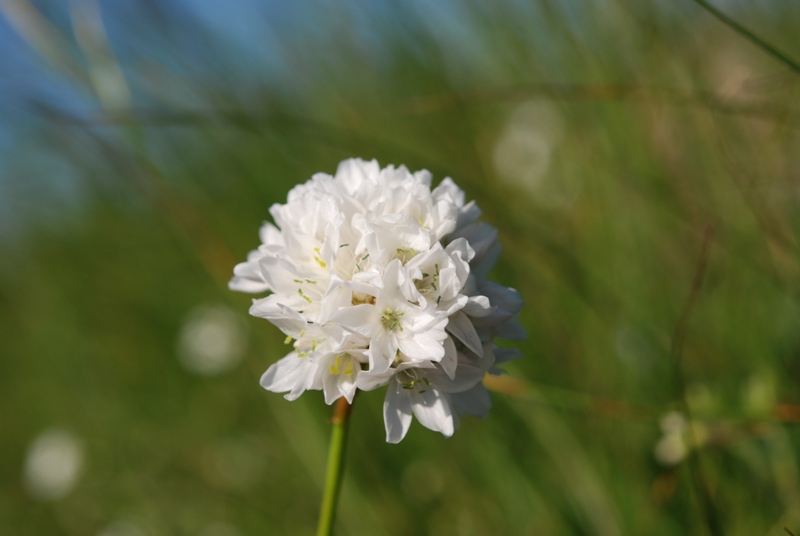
[693,0,800,76]
[402,83,799,125]
[70,0,130,112]
[69,0,240,287]
[671,223,722,536]
[0,0,91,87]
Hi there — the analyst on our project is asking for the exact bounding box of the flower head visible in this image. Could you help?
[231,158,524,442]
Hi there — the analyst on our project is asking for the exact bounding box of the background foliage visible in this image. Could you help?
[2,1,799,534]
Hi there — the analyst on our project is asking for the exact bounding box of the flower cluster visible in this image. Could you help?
[230,158,524,442]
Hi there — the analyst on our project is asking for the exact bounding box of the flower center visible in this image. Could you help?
[417,263,440,294]
[395,248,416,264]
[329,353,356,376]
[352,292,376,306]
[380,308,404,332]
[398,370,431,393]
[292,331,319,358]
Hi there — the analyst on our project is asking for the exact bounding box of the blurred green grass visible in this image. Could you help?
[1,1,800,534]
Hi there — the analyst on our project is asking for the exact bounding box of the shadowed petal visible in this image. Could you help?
[446,310,483,356]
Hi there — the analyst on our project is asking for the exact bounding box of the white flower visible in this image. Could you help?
[231,158,524,442]
[379,344,495,443]
[178,305,247,375]
[334,259,451,374]
[23,428,84,501]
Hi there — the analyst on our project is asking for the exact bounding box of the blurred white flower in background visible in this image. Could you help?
[654,411,689,466]
[654,411,709,467]
[230,158,525,442]
[492,100,569,200]
[23,428,84,501]
[178,305,248,375]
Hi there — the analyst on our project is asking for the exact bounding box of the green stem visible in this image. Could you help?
[316,397,354,536]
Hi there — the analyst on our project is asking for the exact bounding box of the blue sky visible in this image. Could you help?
[0,0,428,237]
[0,0,780,239]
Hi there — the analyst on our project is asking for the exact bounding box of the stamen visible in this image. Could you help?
[396,248,416,261]
[313,247,327,268]
[330,354,355,376]
[401,377,431,390]
[380,308,405,332]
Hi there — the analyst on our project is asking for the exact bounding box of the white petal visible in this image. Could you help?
[322,374,344,405]
[463,295,495,317]
[428,359,485,393]
[333,304,377,338]
[249,296,307,335]
[260,353,315,400]
[339,376,359,404]
[480,281,524,314]
[440,336,458,379]
[367,218,431,268]
[397,330,445,362]
[258,257,305,295]
[258,222,284,246]
[229,257,270,293]
[410,388,454,437]
[317,277,351,324]
[356,369,395,391]
[472,242,501,279]
[431,177,466,210]
[384,380,413,443]
[453,222,496,261]
[446,310,483,356]
[336,158,380,195]
[456,200,482,228]
[445,236,475,264]
[375,259,406,304]
[369,330,399,373]
[228,275,270,293]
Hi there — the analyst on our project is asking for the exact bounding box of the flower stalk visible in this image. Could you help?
[316,397,354,536]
